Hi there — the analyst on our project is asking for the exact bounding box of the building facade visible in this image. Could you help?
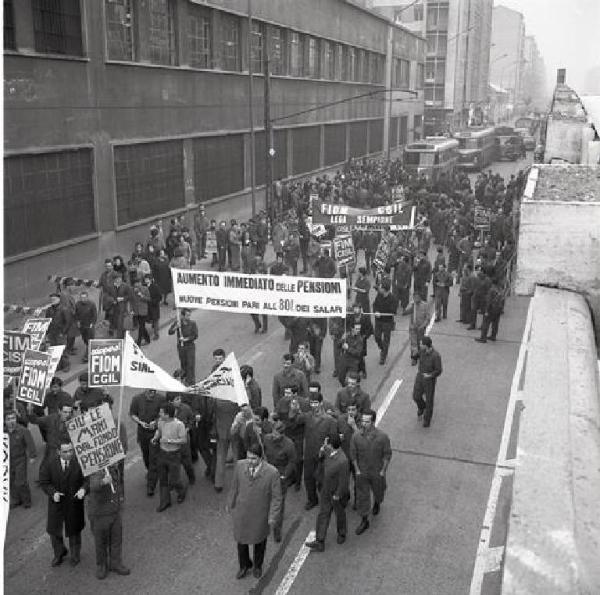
[3,0,424,302]
[520,35,547,113]
[489,5,525,114]
[371,0,492,135]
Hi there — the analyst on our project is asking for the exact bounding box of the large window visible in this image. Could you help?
[369,120,383,153]
[250,21,264,74]
[427,32,447,56]
[324,123,346,166]
[32,0,83,56]
[424,84,445,104]
[105,0,134,61]
[335,44,343,81]
[426,3,449,31]
[390,117,399,148]
[425,58,445,84]
[4,0,15,50]
[416,62,424,89]
[306,37,319,79]
[289,31,304,77]
[193,135,244,201]
[269,26,286,75]
[394,58,410,89]
[347,47,356,81]
[188,4,211,68]
[292,126,320,175]
[148,0,176,65]
[115,141,184,226]
[322,40,334,80]
[399,116,408,145]
[413,114,423,140]
[4,149,95,256]
[221,13,240,71]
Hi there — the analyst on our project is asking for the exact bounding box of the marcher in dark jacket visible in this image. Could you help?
[75,290,97,362]
[38,442,87,567]
[152,250,172,305]
[145,275,162,340]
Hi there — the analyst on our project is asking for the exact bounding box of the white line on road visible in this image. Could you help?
[424,309,436,337]
[274,378,403,595]
[245,350,263,366]
[469,297,534,595]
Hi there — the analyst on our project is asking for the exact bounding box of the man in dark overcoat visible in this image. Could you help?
[38,441,87,567]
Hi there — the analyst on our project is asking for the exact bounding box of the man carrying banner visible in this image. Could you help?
[168,309,198,386]
[85,464,131,579]
[38,441,87,567]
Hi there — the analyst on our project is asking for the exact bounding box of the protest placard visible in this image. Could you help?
[43,345,65,393]
[188,353,248,406]
[3,332,32,376]
[66,403,125,477]
[474,206,491,230]
[332,235,355,267]
[373,235,393,271]
[206,230,217,253]
[21,319,51,350]
[313,201,415,230]
[172,269,346,318]
[391,186,405,201]
[88,339,123,387]
[16,349,51,406]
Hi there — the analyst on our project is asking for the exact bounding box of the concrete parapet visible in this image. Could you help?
[502,286,600,594]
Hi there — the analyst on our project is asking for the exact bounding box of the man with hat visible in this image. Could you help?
[193,204,210,260]
[45,292,70,372]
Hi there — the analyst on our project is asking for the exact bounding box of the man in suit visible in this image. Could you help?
[305,433,350,552]
[38,441,87,567]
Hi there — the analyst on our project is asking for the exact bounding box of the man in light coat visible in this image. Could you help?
[228,442,282,580]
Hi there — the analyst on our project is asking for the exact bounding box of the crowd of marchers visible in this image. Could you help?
[4,155,527,582]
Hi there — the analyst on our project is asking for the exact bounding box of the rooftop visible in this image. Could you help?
[528,165,600,202]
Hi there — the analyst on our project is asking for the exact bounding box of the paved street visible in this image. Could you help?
[4,262,529,595]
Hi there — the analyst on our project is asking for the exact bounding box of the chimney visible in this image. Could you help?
[557,69,566,84]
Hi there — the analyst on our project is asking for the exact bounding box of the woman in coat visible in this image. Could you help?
[228,442,282,579]
[152,249,172,305]
[38,441,87,567]
[112,256,128,280]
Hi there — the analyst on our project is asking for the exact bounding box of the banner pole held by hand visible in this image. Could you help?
[105,467,116,494]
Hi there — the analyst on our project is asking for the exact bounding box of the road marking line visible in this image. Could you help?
[246,350,263,366]
[273,378,403,595]
[424,309,436,337]
[469,297,534,595]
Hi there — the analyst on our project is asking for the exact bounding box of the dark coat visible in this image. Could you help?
[39,455,86,537]
[152,256,172,294]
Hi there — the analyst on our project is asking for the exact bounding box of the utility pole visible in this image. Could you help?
[247,0,256,217]
[263,49,274,222]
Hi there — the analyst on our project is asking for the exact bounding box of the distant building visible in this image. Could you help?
[371,0,493,135]
[3,0,424,302]
[520,35,548,113]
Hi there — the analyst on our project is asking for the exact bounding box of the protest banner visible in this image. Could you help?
[188,353,248,406]
[122,333,187,392]
[391,186,405,201]
[313,201,415,230]
[172,269,346,318]
[16,349,51,406]
[373,235,393,271]
[43,345,65,393]
[88,339,123,387]
[66,403,125,477]
[3,332,32,376]
[474,206,491,230]
[332,235,355,267]
[206,230,217,253]
[21,319,51,350]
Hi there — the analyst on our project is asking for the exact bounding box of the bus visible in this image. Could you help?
[403,137,459,182]
[494,125,525,161]
[453,127,497,171]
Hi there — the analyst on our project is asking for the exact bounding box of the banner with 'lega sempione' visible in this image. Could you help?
[171,269,346,318]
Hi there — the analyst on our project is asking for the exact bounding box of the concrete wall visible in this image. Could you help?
[502,286,600,594]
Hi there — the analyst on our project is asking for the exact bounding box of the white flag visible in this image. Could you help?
[43,345,65,393]
[122,333,187,392]
[188,353,249,406]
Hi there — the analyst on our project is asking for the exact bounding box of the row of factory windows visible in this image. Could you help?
[4,116,423,257]
[4,0,423,88]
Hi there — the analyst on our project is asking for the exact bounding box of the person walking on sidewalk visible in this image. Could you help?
[305,433,350,552]
[372,279,398,365]
[403,292,430,365]
[351,409,392,536]
[412,336,443,428]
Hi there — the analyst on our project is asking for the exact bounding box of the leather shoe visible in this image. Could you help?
[253,566,263,579]
[96,565,108,580]
[337,534,346,545]
[70,555,80,567]
[156,501,171,512]
[488,336,497,341]
[305,540,324,552]
[475,338,487,343]
[51,547,68,567]
[304,501,318,511]
[111,564,131,576]
[236,566,251,579]
[372,502,380,516]
[355,518,370,535]
[147,488,154,497]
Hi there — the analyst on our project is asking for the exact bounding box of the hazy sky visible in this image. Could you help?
[496,0,600,93]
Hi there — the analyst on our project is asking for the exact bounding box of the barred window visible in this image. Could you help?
[105,0,134,61]
[335,44,343,81]
[32,0,83,56]
[306,37,319,79]
[4,0,15,50]
[114,141,184,226]
[221,13,240,71]
[269,26,285,75]
[188,4,211,68]
[400,115,408,144]
[322,40,335,80]
[250,21,264,74]
[148,0,176,66]
[4,149,95,256]
[347,47,356,81]
[289,31,303,77]
[414,114,423,140]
